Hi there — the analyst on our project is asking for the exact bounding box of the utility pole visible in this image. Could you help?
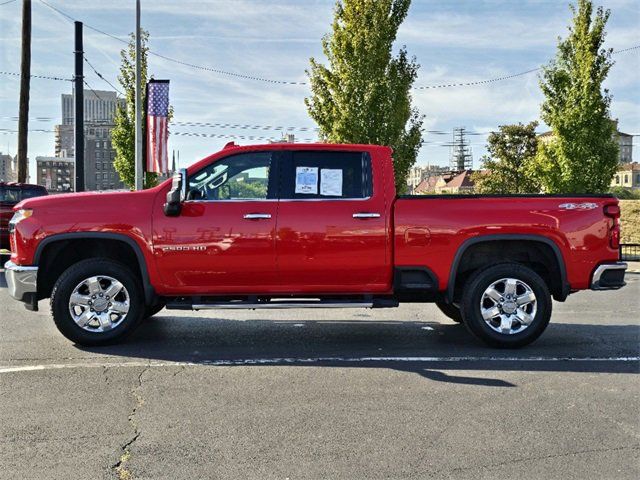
[17,0,31,183]
[134,0,143,190]
[74,21,85,192]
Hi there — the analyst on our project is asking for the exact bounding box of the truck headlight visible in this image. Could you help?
[8,209,33,233]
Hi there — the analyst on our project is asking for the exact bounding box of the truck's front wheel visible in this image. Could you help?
[50,259,144,346]
[460,263,551,348]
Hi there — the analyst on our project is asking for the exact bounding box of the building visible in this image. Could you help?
[0,153,29,183]
[611,162,640,190]
[0,153,16,182]
[55,89,127,191]
[538,120,634,164]
[435,170,476,194]
[36,156,75,192]
[407,165,450,193]
[54,124,74,157]
[61,89,123,126]
[269,133,296,143]
[618,131,633,164]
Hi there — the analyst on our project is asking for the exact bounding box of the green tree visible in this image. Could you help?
[535,0,618,193]
[305,0,423,192]
[472,122,541,194]
[112,30,159,189]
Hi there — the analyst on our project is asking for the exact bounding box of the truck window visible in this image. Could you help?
[0,187,20,203]
[281,151,372,199]
[187,152,274,201]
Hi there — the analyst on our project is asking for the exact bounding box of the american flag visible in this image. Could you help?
[146,80,170,173]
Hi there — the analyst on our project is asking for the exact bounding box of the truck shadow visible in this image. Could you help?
[76,315,640,387]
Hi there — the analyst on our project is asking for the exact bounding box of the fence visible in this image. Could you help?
[620,244,640,261]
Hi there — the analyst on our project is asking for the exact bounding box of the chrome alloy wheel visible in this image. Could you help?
[479,277,537,335]
[68,275,130,332]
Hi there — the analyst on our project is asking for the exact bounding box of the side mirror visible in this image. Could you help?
[164,168,188,217]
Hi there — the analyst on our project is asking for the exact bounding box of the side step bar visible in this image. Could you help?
[193,301,374,310]
[166,297,399,311]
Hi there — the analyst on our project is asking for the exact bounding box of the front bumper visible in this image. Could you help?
[4,261,38,309]
[591,262,627,290]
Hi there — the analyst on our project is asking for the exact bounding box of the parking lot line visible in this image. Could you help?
[1,355,638,374]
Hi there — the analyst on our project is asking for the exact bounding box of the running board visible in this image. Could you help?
[166,297,398,310]
[193,301,373,310]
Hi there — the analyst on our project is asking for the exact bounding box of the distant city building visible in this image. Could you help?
[36,156,75,192]
[0,153,28,183]
[55,89,126,191]
[54,124,74,157]
[0,153,16,182]
[538,119,633,164]
[269,133,296,143]
[436,170,475,194]
[410,169,477,195]
[611,162,640,190]
[407,164,450,193]
[61,89,123,126]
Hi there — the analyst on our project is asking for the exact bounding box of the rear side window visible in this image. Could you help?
[281,151,372,199]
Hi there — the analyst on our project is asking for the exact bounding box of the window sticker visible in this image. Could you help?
[295,166,318,194]
[320,169,343,196]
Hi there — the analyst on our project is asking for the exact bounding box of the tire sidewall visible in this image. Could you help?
[461,263,552,348]
[51,259,144,345]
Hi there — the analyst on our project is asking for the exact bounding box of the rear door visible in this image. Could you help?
[276,149,390,293]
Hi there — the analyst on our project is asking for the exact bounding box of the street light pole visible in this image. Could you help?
[134,0,143,190]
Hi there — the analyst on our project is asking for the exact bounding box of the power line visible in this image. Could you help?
[0,71,71,82]
[38,0,639,91]
[82,79,105,101]
[83,55,124,96]
[0,0,17,6]
[171,121,318,131]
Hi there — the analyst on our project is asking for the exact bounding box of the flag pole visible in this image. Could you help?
[134,0,143,191]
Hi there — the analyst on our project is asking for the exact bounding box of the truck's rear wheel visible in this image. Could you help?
[51,259,144,346]
[460,263,551,348]
[435,302,463,323]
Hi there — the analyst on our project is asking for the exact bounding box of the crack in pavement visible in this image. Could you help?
[445,444,640,475]
[111,365,149,480]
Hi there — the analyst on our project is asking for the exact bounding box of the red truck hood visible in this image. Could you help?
[15,189,157,211]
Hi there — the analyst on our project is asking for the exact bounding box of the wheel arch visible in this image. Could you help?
[34,232,156,305]
[446,234,569,304]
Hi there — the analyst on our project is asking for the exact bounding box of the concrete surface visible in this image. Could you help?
[1,269,638,479]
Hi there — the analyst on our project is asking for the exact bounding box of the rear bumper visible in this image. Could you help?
[590,262,627,290]
[4,261,38,309]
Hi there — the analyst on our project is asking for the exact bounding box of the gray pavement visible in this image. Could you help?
[1,268,639,479]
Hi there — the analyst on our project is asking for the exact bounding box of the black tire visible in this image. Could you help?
[144,302,165,319]
[51,258,145,346]
[435,301,463,323]
[460,263,552,348]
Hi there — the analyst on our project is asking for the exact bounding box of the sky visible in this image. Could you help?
[1,0,639,178]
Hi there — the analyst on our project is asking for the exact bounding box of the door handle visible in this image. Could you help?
[243,213,272,220]
[353,212,381,219]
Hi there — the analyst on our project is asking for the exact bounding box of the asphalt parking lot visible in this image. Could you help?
[1,268,638,480]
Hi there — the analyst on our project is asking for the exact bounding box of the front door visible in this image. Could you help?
[153,151,279,294]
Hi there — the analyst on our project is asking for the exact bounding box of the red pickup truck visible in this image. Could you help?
[5,143,626,347]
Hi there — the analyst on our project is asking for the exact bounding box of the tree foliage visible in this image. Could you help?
[472,122,541,194]
[305,0,423,192]
[112,30,159,189]
[535,0,618,193]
